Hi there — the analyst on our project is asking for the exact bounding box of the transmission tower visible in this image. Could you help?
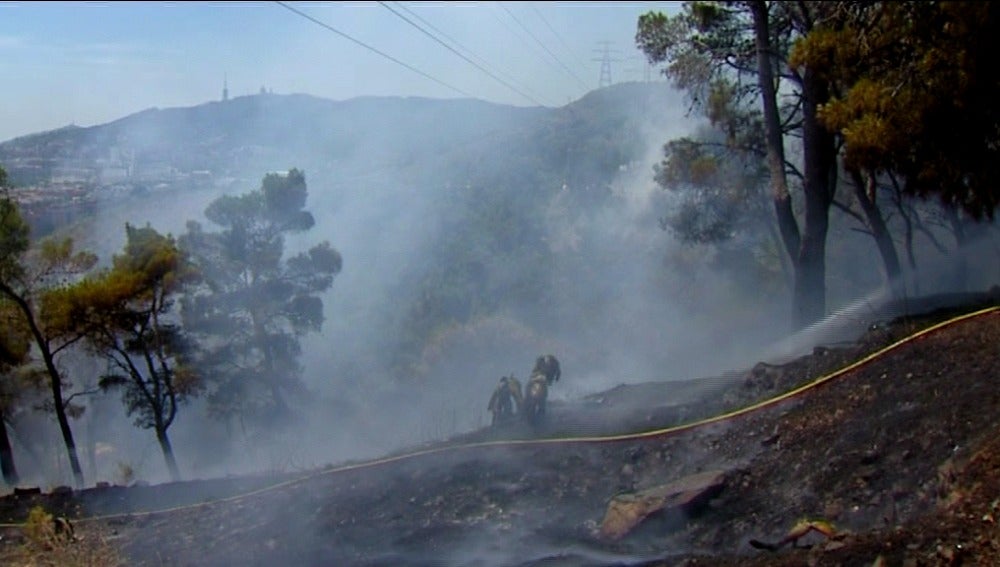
[592,41,623,89]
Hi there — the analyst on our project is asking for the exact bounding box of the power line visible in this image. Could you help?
[392,2,555,106]
[530,5,591,79]
[378,1,548,106]
[497,2,590,92]
[274,1,474,99]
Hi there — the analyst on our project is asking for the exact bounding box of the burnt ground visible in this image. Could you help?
[2,295,1000,566]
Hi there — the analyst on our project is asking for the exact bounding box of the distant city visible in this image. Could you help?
[1,85,285,234]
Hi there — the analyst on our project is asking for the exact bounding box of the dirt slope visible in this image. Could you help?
[2,300,999,566]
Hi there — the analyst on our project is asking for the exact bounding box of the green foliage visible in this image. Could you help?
[0,298,30,369]
[793,1,1000,219]
[0,181,30,283]
[46,224,198,480]
[262,169,311,226]
[657,138,735,244]
[637,3,797,272]
[637,3,762,113]
[638,1,845,328]
[0,297,32,447]
[654,132,786,294]
[49,225,199,430]
[115,223,200,292]
[0,179,97,486]
[180,169,340,425]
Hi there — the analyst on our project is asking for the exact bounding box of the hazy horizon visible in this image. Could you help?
[0,1,682,143]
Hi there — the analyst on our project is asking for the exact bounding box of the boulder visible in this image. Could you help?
[598,469,727,540]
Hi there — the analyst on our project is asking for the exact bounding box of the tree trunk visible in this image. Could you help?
[85,409,97,485]
[944,205,970,291]
[48,362,84,488]
[156,426,181,482]
[794,66,837,328]
[0,284,85,487]
[751,1,801,273]
[0,409,19,486]
[850,169,904,298]
[751,0,805,330]
[897,200,920,295]
[253,312,288,419]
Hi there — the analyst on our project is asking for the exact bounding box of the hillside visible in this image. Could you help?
[0,83,678,188]
[0,93,540,180]
[1,295,998,566]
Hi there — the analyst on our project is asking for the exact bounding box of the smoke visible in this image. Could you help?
[38,84,776,486]
[275,81,801,473]
[9,83,999,501]
[763,219,1000,364]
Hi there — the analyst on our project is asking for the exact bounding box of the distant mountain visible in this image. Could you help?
[0,92,544,185]
[0,83,684,191]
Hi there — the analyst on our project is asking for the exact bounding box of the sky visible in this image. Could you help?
[0,1,683,143]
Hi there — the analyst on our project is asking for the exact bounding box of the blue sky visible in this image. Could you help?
[0,1,682,142]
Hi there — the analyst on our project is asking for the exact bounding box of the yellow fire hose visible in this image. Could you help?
[1,305,996,529]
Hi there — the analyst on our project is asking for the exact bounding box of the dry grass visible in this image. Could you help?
[0,506,124,567]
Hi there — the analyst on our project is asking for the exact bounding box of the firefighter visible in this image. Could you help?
[533,354,561,386]
[488,376,515,427]
[522,372,548,425]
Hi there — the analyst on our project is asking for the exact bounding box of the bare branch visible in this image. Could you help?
[832,199,868,226]
[784,160,804,181]
[64,387,102,407]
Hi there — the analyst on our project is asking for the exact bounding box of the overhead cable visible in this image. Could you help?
[498,2,590,92]
[378,1,549,106]
[391,1,555,106]
[530,5,591,78]
[275,1,474,98]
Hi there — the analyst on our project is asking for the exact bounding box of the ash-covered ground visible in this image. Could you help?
[3,298,1000,567]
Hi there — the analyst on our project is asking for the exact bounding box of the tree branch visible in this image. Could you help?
[784,160,804,181]
[64,387,102,407]
[832,198,868,226]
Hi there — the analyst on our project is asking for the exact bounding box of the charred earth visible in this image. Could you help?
[2,294,1000,566]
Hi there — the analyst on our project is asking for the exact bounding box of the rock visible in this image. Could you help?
[823,540,846,551]
[598,469,727,541]
[13,486,41,497]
